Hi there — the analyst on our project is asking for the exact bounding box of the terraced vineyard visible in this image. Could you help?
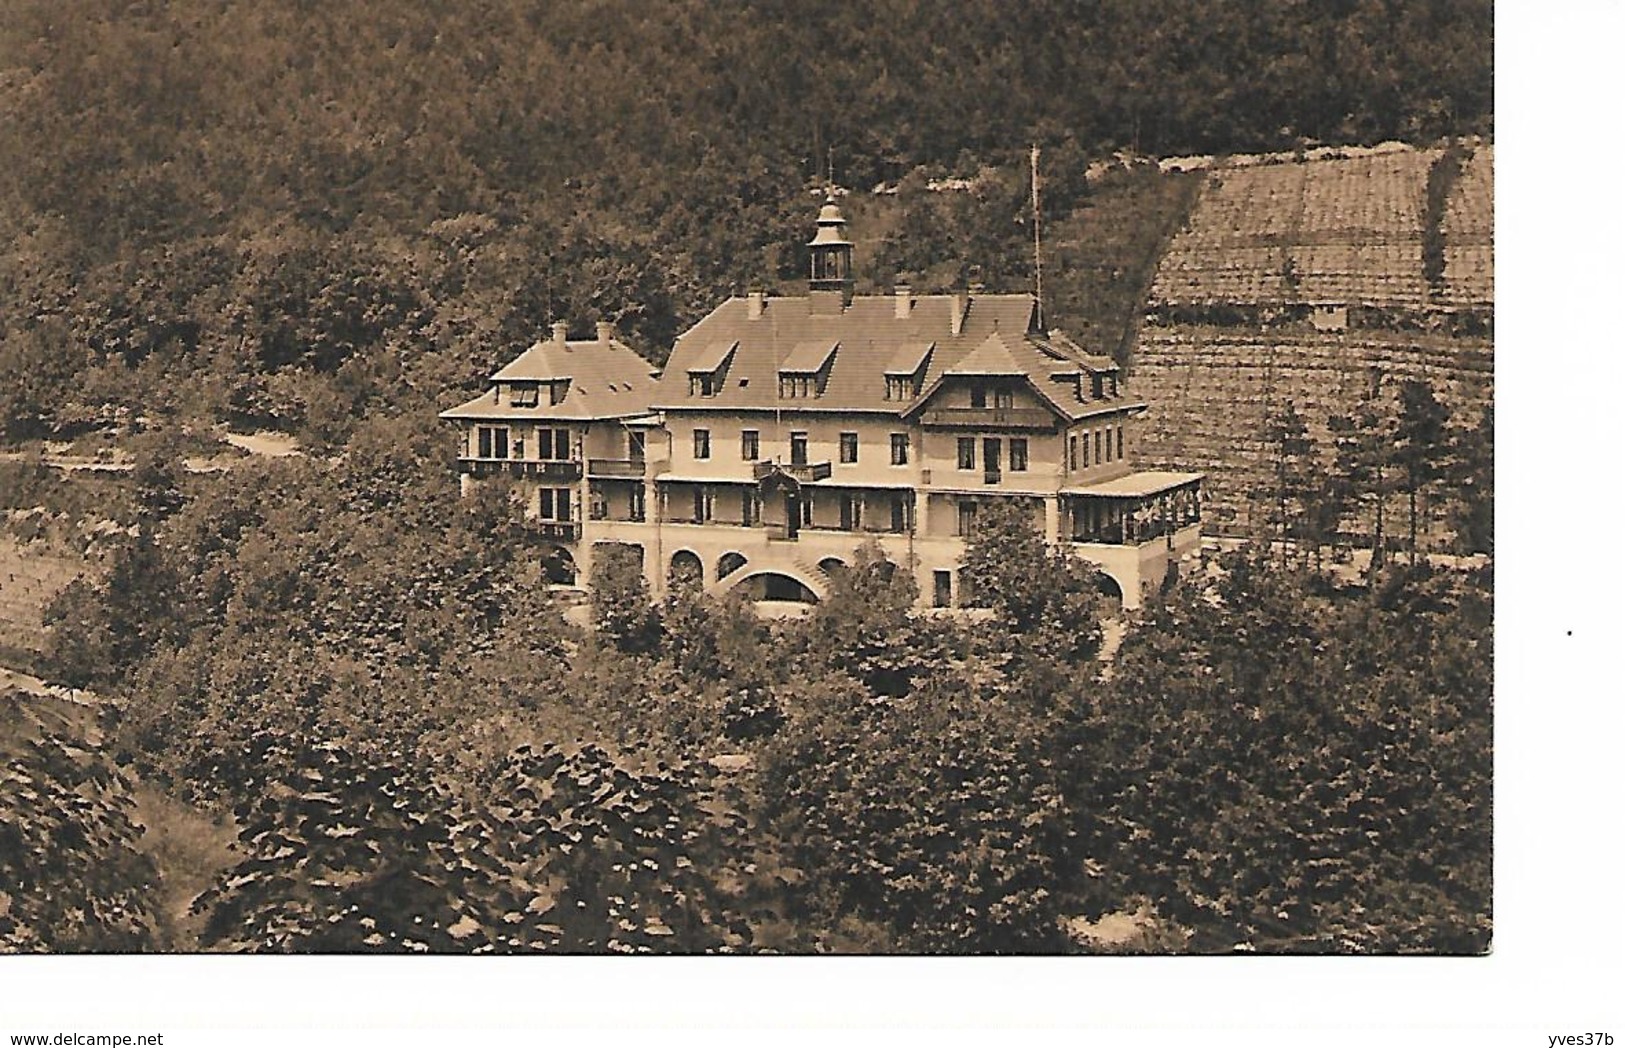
[1149,148,1439,309]
[1133,327,1492,536]
[1439,145,1494,308]
[1130,143,1493,542]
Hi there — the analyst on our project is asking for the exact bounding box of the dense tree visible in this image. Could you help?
[1393,378,1453,560]
[1262,401,1317,566]
[959,497,1107,688]
[1330,393,1396,570]
[1,697,161,951]
[1452,404,1493,555]
[1067,553,1492,952]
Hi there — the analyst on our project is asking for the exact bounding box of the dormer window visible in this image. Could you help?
[686,340,737,398]
[778,340,838,399]
[779,374,819,398]
[883,343,933,401]
[511,383,540,407]
[549,380,570,406]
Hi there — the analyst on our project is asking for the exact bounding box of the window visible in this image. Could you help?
[779,374,817,398]
[1081,430,1090,468]
[970,386,988,409]
[1094,430,1103,465]
[477,426,509,459]
[539,488,571,521]
[548,381,568,406]
[511,384,539,408]
[890,433,909,466]
[689,373,716,397]
[629,487,646,522]
[692,487,714,523]
[994,387,1013,410]
[693,429,711,460]
[1010,438,1028,471]
[1068,435,1078,471]
[839,432,858,464]
[800,493,813,526]
[982,437,1002,479]
[885,376,914,400]
[628,431,646,462]
[1117,425,1125,461]
[741,429,760,460]
[790,432,808,466]
[957,501,977,537]
[534,428,571,461]
[933,570,952,608]
[956,437,976,470]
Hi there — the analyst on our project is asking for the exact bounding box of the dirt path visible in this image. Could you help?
[220,430,303,458]
[1097,616,1127,681]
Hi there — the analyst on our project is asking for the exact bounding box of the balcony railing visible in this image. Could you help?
[535,520,582,541]
[919,407,1056,429]
[459,457,582,481]
[587,458,646,478]
[1070,516,1195,547]
[752,460,833,483]
[983,469,1002,485]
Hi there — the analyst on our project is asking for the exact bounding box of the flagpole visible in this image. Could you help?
[1031,143,1044,331]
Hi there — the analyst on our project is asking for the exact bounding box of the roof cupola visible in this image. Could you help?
[807,196,854,311]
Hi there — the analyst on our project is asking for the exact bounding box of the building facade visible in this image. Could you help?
[442,201,1202,610]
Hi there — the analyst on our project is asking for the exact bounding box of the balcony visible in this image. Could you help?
[535,520,582,541]
[919,407,1056,430]
[587,458,646,478]
[752,460,833,483]
[459,457,582,481]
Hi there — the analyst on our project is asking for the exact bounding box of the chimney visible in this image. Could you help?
[949,290,969,336]
[551,320,569,345]
[893,283,912,319]
[747,289,765,320]
[596,320,615,343]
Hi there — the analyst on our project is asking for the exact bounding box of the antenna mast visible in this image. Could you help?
[1031,143,1044,330]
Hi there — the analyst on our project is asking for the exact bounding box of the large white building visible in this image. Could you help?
[442,200,1202,609]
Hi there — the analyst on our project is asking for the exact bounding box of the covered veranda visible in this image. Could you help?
[1063,470,1203,545]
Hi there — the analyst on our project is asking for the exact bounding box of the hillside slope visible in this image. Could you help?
[1127,144,1493,545]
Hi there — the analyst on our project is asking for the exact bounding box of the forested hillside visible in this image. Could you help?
[0,0,1492,446]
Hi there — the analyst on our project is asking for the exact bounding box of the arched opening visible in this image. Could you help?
[817,557,847,579]
[668,550,703,592]
[717,551,748,580]
[1094,570,1124,613]
[541,545,578,586]
[737,571,819,604]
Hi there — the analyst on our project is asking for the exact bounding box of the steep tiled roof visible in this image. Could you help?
[652,293,1044,413]
[946,333,1027,375]
[779,340,840,374]
[440,337,659,421]
[883,342,934,376]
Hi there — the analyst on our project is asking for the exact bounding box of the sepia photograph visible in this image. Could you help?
[0,0,1613,1042]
